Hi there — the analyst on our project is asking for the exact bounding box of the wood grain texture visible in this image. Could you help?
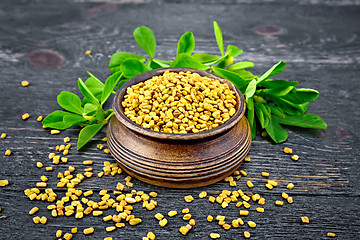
[0,0,359,239]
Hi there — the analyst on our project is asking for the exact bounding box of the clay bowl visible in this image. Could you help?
[107,67,251,188]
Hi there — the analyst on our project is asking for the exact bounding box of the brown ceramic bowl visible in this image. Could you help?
[107,68,251,188]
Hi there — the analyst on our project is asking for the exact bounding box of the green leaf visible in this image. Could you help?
[109,52,146,74]
[117,80,128,90]
[257,61,286,84]
[170,53,209,70]
[227,61,254,71]
[225,45,243,58]
[212,67,248,93]
[271,96,309,115]
[150,59,169,69]
[78,78,99,105]
[121,59,149,79]
[228,69,255,81]
[96,106,105,121]
[244,79,257,99]
[57,91,84,115]
[192,53,220,64]
[265,117,288,143]
[213,21,224,56]
[77,122,105,150]
[264,86,294,97]
[101,71,123,104]
[267,104,285,118]
[63,114,87,126]
[85,76,104,101]
[84,103,98,115]
[255,102,271,128]
[258,80,298,88]
[246,98,256,139]
[275,114,327,129]
[42,111,77,130]
[282,88,319,104]
[133,26,156,58]
[177,32,195,55]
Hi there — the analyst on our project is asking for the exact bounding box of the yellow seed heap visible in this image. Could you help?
[122,71,237,134]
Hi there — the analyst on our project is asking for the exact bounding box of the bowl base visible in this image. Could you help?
[107,116,251,188]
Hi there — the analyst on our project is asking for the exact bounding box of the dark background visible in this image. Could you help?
[0,0,359,239]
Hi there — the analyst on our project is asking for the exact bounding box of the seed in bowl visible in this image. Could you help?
[122,71,237,134]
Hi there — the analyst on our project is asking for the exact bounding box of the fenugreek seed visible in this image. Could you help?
[36,162,43,168]
[103,215,113,222]
[155,213,164,220]
[268,180,278,187]
[243,201,251,209]
[189,219,195,226]
[221,201,228,208]
[256,207,264,213]
[129,218,142,225]
[199,191,207,198]
[5,150,11,156]
[301,216,309,223]
[40,216,47,224]
[1,133,6,139]
[116,222,125,228]
[207,215,213,222]
[184,195,194,202]
[327,232,336,237]
[149,191,157,197]
[85,50,92,55]
[147,232,156,240]
[247,181,254,188]
[223,224,231,230]
[22,113,30,120]
[56,230,62,238]
[97,144,104,150]
[183,214,191,220]
[106,226,116,232]
[287,197,293,204]
[287,183,294,190]
[216,215,225,221]
[21,80,30,87]
[84,190,93,197]
[104,149,110,154]
[71,228,78,234]
[182,208,189,214]
[236,201,243,207]
[179,225,191,235]
[168,210,177,217]
[209,196,215,203]
[83,227,94,235]
[40,176,48,182]
[261,172,269,177]
[282,192,289,199]
[248,221,256,228]
[275,200,284,206]
[210,233,220,239]
[240,170,247,176]
[51,130,60,135]
[0,180,9,187]
[291,155,299,161]
[29,207,39,215]
[63,233,73,240]
[33,216,40,224]
[240,210,249,216]
[98,172,104,178]
[244,156,251,162]
[159,218,168,227]
[284,147,293,154]
[36,116,43,122]
[36,182,47,188]
[266,184,273,190]
[83,160,93,165]
[244,231,251,238]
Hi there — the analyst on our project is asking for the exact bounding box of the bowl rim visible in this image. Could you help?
[112,67,246,140]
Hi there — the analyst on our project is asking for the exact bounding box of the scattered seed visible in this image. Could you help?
[301,216,309,223]
[244,231,251,238]
[83,160,93,165]
[275,200,283,206]
[85,50,92,55]
[29,207,39,215]
[159,218,168,227]
[21,81,30,87]
[1,133,6,139]
[4,150,11,156]
[247,181,254,188]
[83,227,94,235]
[327,232,335,237]
[184,195,194,203]
[261,172,269,177]
[210,233,220,239]
[244,156,251,162]
[287,183,294,190]
[37,116,43,122]
[284,147,293,154]
[291,155,299,161]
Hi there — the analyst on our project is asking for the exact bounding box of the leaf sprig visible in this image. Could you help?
[43,22,327,150]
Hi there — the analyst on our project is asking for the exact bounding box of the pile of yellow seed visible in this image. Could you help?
[122,71,237,134]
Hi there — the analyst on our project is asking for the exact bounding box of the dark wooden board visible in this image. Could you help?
[0,0,359,239]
